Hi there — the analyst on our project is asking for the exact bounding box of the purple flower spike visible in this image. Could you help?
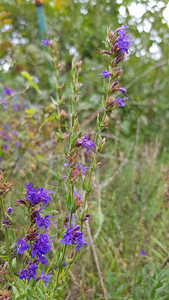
[75,136,96,154]
[115,25,133,55]
[4,86,15,95]
[16,238,30,254]
[18,261,38,281]
[115,97,128,107]
[98,70,112,80]
[43,38,49,46]
[140,249,146,256]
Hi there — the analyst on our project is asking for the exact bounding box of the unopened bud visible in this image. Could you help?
[106,96,115,107]
[100,49,112,55]
[57,62,65,69]
[60,110,66,119]
[75,60,82,68]
[6,207,12,215]
[59,83,64,90]
[75,82,83,90]
[116,67,123,77]
[104,115,109,127]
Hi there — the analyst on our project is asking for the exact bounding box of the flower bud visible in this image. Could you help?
[6,207,12,215]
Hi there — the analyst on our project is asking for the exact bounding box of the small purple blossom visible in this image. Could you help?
[84,213,91,222]
[115,97,128,107]
[16,238,30,254]
[74,163,88,175]
[12,130,18,137]
[43,38,49,46]
[6,207,12,215]
[18,261,38,281]
[4,124,9,130]
[64,159,69,166]
[98,70,112,80]
[115,25,133,55]
[37,255,48,266]
[74,190,82,202]
[60,224,89,250]
[12,103,18,112]
[14,141,20,147]
[4,133,11,141]
[3,144,8,150]
[140,249,146,256]
[4,86,15,95]
[75,136,96,154]
[2,101,8,107]
[35,214,52,232]
[31,233,51,258]
[37,271,54,286]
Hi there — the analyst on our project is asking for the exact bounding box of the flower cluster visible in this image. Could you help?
[15,184,54,285]
[25,183,54,206]
[99,25,133,109]
[60,224,89,251]
[75,136,96,154]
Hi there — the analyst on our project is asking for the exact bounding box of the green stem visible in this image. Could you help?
[0,195,22,295]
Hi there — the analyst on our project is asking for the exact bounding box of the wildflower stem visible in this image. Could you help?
[0,195,22,295]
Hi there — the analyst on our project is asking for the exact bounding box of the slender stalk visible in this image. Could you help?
[0,195,22,295]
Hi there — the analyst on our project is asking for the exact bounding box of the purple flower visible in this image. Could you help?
[43,38,49,46]
[16,238,30,254]
[18,261,38,281]
[6,207,12,215]
[74,190,82,202]
[3,144,8,150]
[31,233,51,258]
[12,103,18,112]
[98,70,112,80]
[25,184,54,206]
[84,213,91,222]
[64,211,75,228]
[75,136,96,154]
[64,159,69,166]
[4,133,11,141]
[74,163,88,175]
[12,130,18,137]
[140,249,146,256]
[115,25,133,55]
[0,156,2,162]
[2,101,8,107]
[4,124,9,130]
[60,224,89,250]
[14,141,20,147]
[37,255,48,266]
[35,214,52,232]
[115,97,128,107]
[37,271,54,286]
[4,86,15,95]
